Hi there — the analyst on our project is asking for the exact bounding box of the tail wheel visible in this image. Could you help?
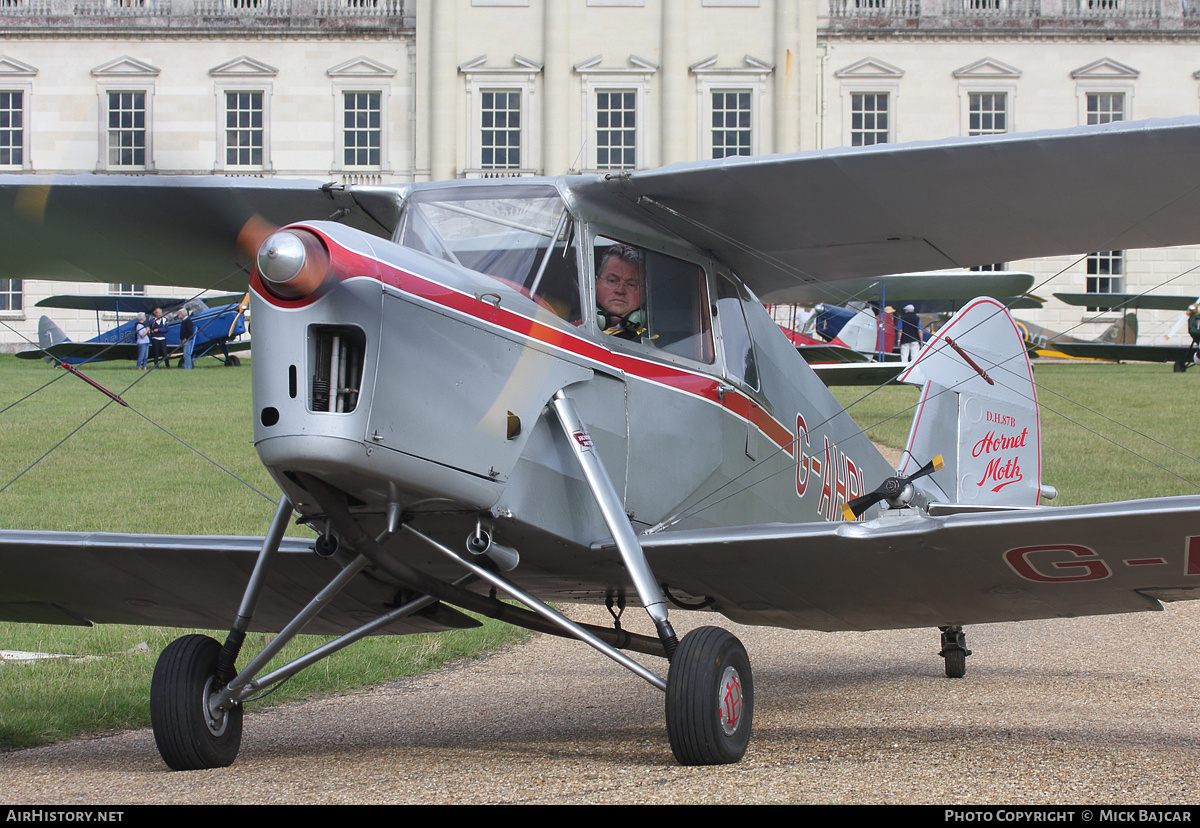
[665,626,753,765]
[150,634,243,771]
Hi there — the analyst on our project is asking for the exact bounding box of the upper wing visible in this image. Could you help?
[0,176,399,290]
[570,118,1200,302]
[0,530,478,636]
[754,270,1036,307]
[639,496,1200,632]
[35,293,247,314]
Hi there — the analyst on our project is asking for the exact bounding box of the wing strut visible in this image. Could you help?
[550,390,680,659]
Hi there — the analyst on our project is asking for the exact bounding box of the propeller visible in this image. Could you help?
[227,292,250,338]
[839,454,944,521]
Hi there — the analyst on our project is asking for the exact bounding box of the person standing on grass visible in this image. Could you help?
[898,304,925,363]
[134,313,150,370]
[149,307,170,369]
[178,308,195,370]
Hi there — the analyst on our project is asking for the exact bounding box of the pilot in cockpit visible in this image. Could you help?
[595,243,647,342]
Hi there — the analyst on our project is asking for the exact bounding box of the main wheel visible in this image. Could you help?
[944,647,967,679]
[150,634,243,771]
[665,626,753,765]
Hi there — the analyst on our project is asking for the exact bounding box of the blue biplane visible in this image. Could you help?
[16,292,249,366]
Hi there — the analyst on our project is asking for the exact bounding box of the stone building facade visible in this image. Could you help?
[1,0,1199,349]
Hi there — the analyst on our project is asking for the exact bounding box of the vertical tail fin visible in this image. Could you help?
[896,298,1044,508]
[37,315,69,350]
[1098,312,1138,345]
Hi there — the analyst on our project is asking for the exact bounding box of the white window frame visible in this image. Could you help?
[691,57,771,159]
[1085,250,1124,314]
[1071,59,1137,126]
[849,91,890,146]
[328,57,396,176]
[219,88,270,171]
[103,89,151,170]
[0,57,35,172]
[593,88,639,171]
[340,89,385,169]
[0,278,22,318]
[462,59,541,177]
[954,58,1020,137]
[92,57,159,173]
[834,58,903,147]
[211,57,276,174]
[575,58,655,174]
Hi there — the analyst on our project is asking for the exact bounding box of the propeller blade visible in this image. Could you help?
[228,292,250,338]
[839,454,944,521]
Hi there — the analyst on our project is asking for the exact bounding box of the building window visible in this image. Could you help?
[971,263,1007,271]
[596,90,636,170]
[712,90,752,159]
[0,91,23,166]
[107,91,147,167]
[968,92,1007,136]
[1086,250,1123,311]
[343,91,381,167]
[850,92,889,146]
[225,91,264,167]
[481,90,521,170]
[109,283,145,295]
[0,278,21,312]
[1086,92,1124,125]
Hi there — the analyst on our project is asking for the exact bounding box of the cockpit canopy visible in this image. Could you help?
[394,184,581,322]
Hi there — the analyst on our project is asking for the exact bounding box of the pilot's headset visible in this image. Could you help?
[596,307,646,332]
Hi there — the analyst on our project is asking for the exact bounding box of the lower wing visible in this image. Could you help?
[639,496,1200,632]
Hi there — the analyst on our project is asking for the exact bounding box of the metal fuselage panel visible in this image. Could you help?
[249,209,894,602]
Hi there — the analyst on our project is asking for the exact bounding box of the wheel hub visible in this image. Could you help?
[718,666,743,737]
[202,676,231,737]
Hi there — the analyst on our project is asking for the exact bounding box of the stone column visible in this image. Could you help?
[427,0,458,180]
[660,0,688,165]
[543,0,569,175]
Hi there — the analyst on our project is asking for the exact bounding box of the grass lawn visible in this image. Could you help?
[0,355,527,750]
[1,355,1198,751]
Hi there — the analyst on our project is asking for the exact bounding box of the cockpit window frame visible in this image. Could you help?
[587,229,716,367]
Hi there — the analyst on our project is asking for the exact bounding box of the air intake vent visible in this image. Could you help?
[310,325,365,413]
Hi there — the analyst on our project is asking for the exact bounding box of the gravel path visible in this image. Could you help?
[4,601,1200,805]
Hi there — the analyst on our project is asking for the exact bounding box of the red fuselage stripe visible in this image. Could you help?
[258,230,796,457]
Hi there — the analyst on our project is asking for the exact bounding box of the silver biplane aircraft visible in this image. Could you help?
[4,118,1200,770]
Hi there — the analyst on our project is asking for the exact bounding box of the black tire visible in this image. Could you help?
[150,634,243,771]
[225,355,241,367]
[944,647,967,679]
[665,626,753,765]
[1175,359,1187,373]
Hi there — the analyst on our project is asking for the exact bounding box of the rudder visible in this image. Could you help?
[896,297,1044,508]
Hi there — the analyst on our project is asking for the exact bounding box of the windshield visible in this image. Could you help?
[396,186,581,321]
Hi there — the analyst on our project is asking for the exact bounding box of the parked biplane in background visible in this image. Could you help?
[1029,292,1200,371]
[15,292,250,366]
[3,119,1200,772]
[782,269,1037,385]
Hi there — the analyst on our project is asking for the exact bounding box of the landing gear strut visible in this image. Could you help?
[939,625,970,679]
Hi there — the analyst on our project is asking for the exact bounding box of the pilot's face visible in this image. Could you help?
[596,257,643,319]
